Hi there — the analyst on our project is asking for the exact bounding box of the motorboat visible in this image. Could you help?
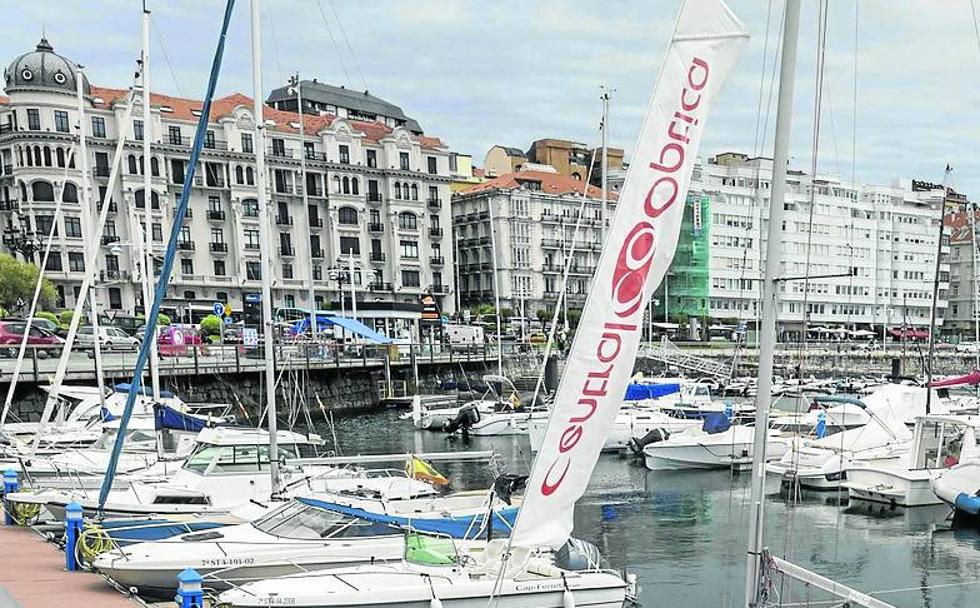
[769,395,872,434]
[766,410,912,490]
[94,492,519,598]
[216,535,632,608]
[421,375,549,437]
[528,403,701,453]
[930,461,980,517]
[643,418,789,471]
[860,384,950,427]
[842,415,980,507]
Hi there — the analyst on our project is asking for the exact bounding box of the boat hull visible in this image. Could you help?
[842,466,941,507]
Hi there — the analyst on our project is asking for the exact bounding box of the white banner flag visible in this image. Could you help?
[511,0,749,549]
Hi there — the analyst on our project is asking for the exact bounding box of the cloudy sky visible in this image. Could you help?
[6,1,980,193]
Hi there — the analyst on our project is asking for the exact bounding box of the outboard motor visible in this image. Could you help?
[492,473,528,505]
[555,538,609,571]
[628,428,670,456]
[442,403,480,434]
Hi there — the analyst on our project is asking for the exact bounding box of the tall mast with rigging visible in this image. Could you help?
[141,4,161,400]
[925,165,952,414]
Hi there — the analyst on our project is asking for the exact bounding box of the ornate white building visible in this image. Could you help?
[0,39,455,339]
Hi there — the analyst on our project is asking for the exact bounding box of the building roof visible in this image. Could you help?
[3,37,90,97]
[86,86,445,150]
[459,169,617,200]
[266,80,423,133]
[494,145,525,158]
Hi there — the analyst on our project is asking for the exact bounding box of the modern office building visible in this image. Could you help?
[0,38,456,339]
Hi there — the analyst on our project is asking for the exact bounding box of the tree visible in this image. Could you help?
[0,254,56,313]
[58,310,75,327]
[158,313,172,326]
[536,308,553,326]
[499,307,514,322]
[200,314,222,337]
[567,308,583,330]
[36,311,58,325]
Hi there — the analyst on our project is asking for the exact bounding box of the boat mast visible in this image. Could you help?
[141,5,161,400]
[251,0,282,493]
[970,199,980,370]
[488,196,503,375]
[925,166,951,414]
[744,0,801,606]
[293,72,318,343]
[600,87,610,243]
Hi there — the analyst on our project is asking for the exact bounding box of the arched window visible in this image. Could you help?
[394,182,402,200]
[42,146,52,167]
[235,166,244,184]
[33,146,42,166]
[338,206,358,225]
[135,189,160,209]
[351,178,359,195]
[127,155,138,174]
[61,182,78,203]
[19,182,28,201]
[410,184,419,201]
[332,175,341,194]
[398,211,417,230]
[56,148,65,168]
[24,146,32,167]
[138,156,145,175]
[68,151,75,168]
[342,176,350,194]
[150,157,160,177]
[31,181,55,201]
[246,167,255,185]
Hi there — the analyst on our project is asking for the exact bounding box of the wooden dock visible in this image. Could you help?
[0,524,134,608]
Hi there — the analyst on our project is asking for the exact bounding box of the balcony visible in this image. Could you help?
[268,147,294,159]
[101,235,121,246]
[542,238,562,248]
[244,243,260,251]
[177,241,195,251]
[205,176,226,189]
[93,166,110,178]
[203,140,229,151]
[308,216,323,228]
[430,256,444,266]
[207,209,226,221]
[368,222,384,233]
[369,281,392,291]
[209,242,228,253]
[429,227,443,238]
[311,249,325,259]
[370,252,386,262]
[367,192,383,203]
[107,201,118,213]
[542,263,561,272]
[101,270,129,282]
[427,198,442,209]
[276,215,293,226]
[168,135,190,147]
[280,245,295,256]
[478,211,490,220]
[432,284,450,294]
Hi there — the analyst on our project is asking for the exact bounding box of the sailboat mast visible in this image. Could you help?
[141,6,161,400]
[488,197,503,375]
[295,73,318,342]
[744,1,801,606]
[600,88,610,243]
[250,0,282,493]
[970,200,980,370]
[925,166,951,414]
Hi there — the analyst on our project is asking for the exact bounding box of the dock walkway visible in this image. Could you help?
[0,525,133,608]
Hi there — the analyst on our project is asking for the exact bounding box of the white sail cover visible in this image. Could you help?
[511,0,749,549]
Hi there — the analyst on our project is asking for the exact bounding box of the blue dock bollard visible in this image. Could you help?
[177,568,204,608]
[3,469,18,525]
[65,502,83,571]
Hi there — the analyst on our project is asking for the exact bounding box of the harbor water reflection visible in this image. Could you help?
[325,409,980,608]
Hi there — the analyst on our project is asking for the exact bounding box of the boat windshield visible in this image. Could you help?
[913,420,970,469]
[93,429,157,450]
[252,501,400,540]
[182,443,314,474]
[404,532,458,566]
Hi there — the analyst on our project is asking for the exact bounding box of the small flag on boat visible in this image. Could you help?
[510,391,522,409]
[406,456,449,485]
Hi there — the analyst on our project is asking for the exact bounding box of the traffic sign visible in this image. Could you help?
[224,316,234,324]
[212,302,224,316]
[223,303,232,317]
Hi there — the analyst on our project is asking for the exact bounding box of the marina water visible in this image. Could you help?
[327,409,980,608]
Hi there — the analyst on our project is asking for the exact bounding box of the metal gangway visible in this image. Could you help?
[639,337,734,379]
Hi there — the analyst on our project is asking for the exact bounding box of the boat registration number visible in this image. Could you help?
[200,557,256,568]
[259,597,296,606]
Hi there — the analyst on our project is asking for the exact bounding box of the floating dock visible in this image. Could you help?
[0,524,133,608]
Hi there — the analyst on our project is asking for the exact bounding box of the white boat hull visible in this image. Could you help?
[842,466,941,507]
[644,428,788,471]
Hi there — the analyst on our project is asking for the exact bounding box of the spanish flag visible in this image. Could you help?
[406,456,449,486]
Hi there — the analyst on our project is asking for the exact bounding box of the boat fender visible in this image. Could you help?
[430,597,443,608]
[954,492,980,516]
[561,573,575,608]
[628,428,670,456]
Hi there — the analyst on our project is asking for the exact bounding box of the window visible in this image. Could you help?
[245,229,260,249]
[246,261,262,280]
[241,132,253,153]
[128,155,138,174]
[133,119,144,141]
[243,199,259,217]
[181,258,194,275]
[150,157,159,177]
[304,142,315,160]
[272,138,285,157]
[338,207,358,225]
[68,252,85,272]
[428,186,439,202]
[152,222,163,241]
[171,159,185,183]
[279,232,293,254]
[410,184,418,200]
[45,252,62,272]
[180,226,192,243]
[27,109,40,130]
[402,269,420,287]
[205,130,216,149]
[169,125,181,145]
[216,291,228,303]
[108,288,123,310]
[399,151,410,171]
[339,144,350,164]
[370,209,381,225]
[394,182,402,199]
[339,236,360,255]
[351,178,359,195]
[210,227,224,243]
[36,215,56,236]
[427,156,437,175]
[283,294,296,308]
[92,116,106,138]
[54,110,70,133]
[282,264,293,279]
[64,216,82,238]
[213,259,226,276]
[246,167,255,185]
[366,149,377,168]
[398,212,417,230]
[208,196,221,212]
[235,166,244,184]
[430,214,441,230]
[399,240,419,259]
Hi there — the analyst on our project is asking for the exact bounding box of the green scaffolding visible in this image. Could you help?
[652,192,710,323]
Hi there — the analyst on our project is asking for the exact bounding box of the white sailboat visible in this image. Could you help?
[217,1,749,607]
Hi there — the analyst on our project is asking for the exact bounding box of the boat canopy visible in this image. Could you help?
[113,383,176,399]
[153,404,211,432]
[290,315,392,344]
[625,382,681,400]
[194,426,322,446]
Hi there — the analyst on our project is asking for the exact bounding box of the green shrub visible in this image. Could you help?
[157,313,172,326]
[36,311,59,325]
[58,310,75,327]
[200,314,222,337]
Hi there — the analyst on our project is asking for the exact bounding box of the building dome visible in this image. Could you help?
[4,38,90,96]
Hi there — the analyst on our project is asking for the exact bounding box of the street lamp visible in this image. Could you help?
[2,227,45,262]
[327,267,351,317]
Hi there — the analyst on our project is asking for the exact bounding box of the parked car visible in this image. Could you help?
[27,317,60,335]
[0,320,64,357]
[76,326,140,351]
[108,314,143,337]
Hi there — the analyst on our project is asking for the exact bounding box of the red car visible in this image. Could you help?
[157,325,208,357]
[0,320,64,357]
